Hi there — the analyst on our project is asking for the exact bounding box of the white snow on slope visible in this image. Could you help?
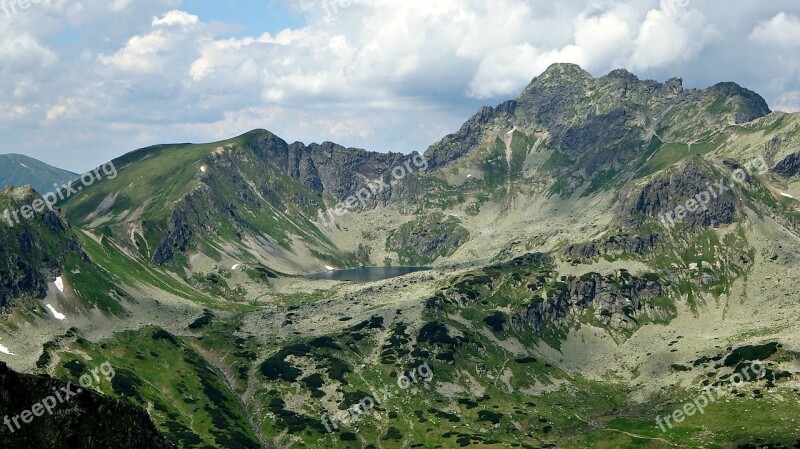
[46,304,66,320]
[54,276,64,293]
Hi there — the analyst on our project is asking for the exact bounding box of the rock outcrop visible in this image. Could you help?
[0,186,86,310]
[514,271,669,331]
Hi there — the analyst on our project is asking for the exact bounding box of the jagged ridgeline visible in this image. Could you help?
[3,64,800,448]
[58,131,428,274]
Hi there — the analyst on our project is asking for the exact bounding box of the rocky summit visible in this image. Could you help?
[3,64,800,448]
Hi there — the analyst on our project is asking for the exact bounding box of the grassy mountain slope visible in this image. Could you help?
[59,131,422,286]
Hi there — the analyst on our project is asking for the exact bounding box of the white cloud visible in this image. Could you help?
[46,97,96,121]
[751,12,800,47]
[574,6,636,71]
[152,9,199,27]
[0,32,58,68]
[629,1,719,71]
[99,10,202,73]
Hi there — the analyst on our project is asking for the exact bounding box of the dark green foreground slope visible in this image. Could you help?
[0,361,174,448]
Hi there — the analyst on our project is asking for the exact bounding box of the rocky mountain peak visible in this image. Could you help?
[707,81,771,123]
[530,62,592,83]
[425,65,776,172]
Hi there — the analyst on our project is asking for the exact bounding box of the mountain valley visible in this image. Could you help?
[3,64,800,448]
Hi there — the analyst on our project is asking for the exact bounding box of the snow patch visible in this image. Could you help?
[46,304,66,320]
[231,264,240,270]
[325,265,336,271]
[0,344,14,356]
[781,192,794,199]
[54,276,64,293]
[200,165,207,173]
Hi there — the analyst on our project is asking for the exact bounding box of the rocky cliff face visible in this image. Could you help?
[385,213,470,265]
[437,252,671,337]
[773,149,800,178]
[244,130,417,203]
[0,186,86,310]
[620,159,738,231]
[514,270,669,331]
[0,362,174,448]
[100,130,428,267]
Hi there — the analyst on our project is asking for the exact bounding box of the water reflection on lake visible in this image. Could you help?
[308,266,431,282]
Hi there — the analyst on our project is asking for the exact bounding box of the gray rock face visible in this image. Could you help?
[620,161,738,231]
[707,82,772,123]
[386,213,470,265]
[152,200,196,266]
[423,103,514,171]
[773,150,800,178]
[514,271,669,331]
[148,130,428,265]
[565,232,660,259]
[244,130,415,202]
[0,186,85,309]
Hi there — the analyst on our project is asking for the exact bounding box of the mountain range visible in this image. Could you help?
[2,63,800,448]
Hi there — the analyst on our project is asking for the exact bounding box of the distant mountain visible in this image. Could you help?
[0,154,77,195]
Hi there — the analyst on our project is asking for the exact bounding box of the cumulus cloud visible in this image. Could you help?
[628,1,719,71]
[0,32,58,68]
[0,0,799,172]
[751,12,800,47]
[98,10,202,73]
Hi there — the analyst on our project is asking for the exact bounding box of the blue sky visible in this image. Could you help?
[1,0,799,172]
[181,0,304,36]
